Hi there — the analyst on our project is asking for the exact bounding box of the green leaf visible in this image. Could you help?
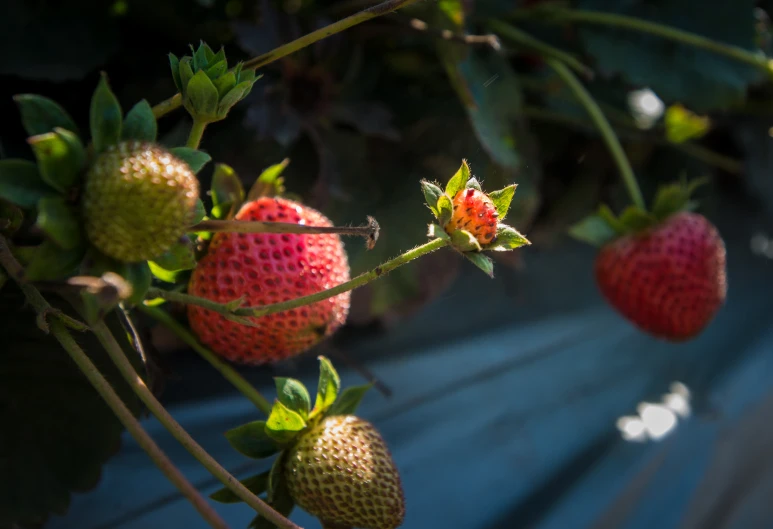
[186,70,219,118]
[0,159,56,208]
[217,81,253,117]
[486,224,529,251]
[265,401,307,443]
[568,214,619,247]
[0,283,144,526]
[445,159,470,198]
[618,206,656,232]
[246,159,289,201]
[312,356,341,416]
[597,204,625,234]
[420,180,444,217]
[225,421,282,459]
[23,240,85,281]
[168,53,182,91]
[651,178,707,220]
[192,198,207,224]
[275,378,311,420]
[148,261,182,284]
[664,104,711,144]
[211,163,245,218]
[124,261,152,306]
[179,57,195,93]
[464,252,494,277]
[36,196,84,249]
[437,194,453,227]
[205,61,227,80]
[150,237,196,271]
[192,41,211,71]
[327,384,373,416]
[450,229,482,252]
[122,100,158,142]
[28,129,86,192]
[465,177,482,192]
[488,184,517,220]
[90,73,123,154]
[210,471,270,504]
[427,223,451,241]
[170,147,211,174]
[213,72,237,98]
[250,456,294,528]
[0,202,24,236]
[14,94,79,136]
[211,47,226,65]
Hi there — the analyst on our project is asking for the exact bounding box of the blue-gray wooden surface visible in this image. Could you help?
[48,199,773,529]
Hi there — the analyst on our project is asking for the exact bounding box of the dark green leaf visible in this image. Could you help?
[192,198,207,224]
[149,237,196,271]
[90,73,123,153]
[213,72,237,98]
[427,223,451,241]
[179,58,195,93]
[14,94,79,136]
[211,47,226,65]
[450,229,482,252]
[23,240,85,281]
[0,159,56,208]
[211,163,245,219]
[169,147,211,174]
[28,129,86,192]
[464,252,494,277]
[205,61,227,80]
[488,184,517,220]
[618,206,656,232]
[217,81,253,117]
[0,283,144,526]
[437,194,453,227]
[192,41,210,71]
[445,159,470,198]
[486,224,529,251]
[210,471,270,504]
[168,53,182,91]
[225,421,281,459]
[36,196,84,249]
[124,261,152,306]
[312,356,341,416]
[265,401,306,443]
[186,70,219,117]
[327,384,373,416]
[122,100,157,142]
[0,201,24,236]
[275,378,311,419]
[568,214,619,247]
[250,456,294,528]
[465,177,482,191]
[246,159,289,201]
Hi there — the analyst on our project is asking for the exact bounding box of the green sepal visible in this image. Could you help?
[192,41,212,71]
[327,384,373,416]
[450,229,482,252]
[168,54,182,91]
[246,159,289,201]
[217,81,254,118]
[185,70,220,119]
[568,213,619,248]
[445,159,470,198]
[150,236,196,271]
[597,204,625,234]
[23,240,85,281]
[437,194,453,227]
[420,180,444,218]
[0,159,56,208]
[651,177,707,221]
[211,163,245,219]
[275,377,311,420]
[213,72,237,98]
[90,73,123,154]
[14,94,79,137]
[464,252,494,278]
[211,47,226,65]
[225,420,282,459]
[265,401,307,444]
[36,196,84,249]
[210,471,270,504]
[488,184,517,220]
[179,58,195,95]
[237,67,256,84]
[618,205,656,232]
[122,100,158,142]
[485,224,529,251]
[192,199,207,224]
[310,356,341,418]
[169,147,211,174]
[427,223,451,241]
[465,177,482,191]
[148,261,183,284]
[28,128,86,193]
[205,61,227,80]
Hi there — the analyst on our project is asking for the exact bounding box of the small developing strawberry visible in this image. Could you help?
[284,415,405,529]
[595,211,727,341]
[81,141,199,262]
[187,197,350,364]
[444,188,498,245]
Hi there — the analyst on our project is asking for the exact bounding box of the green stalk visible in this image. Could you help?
[186,119,208,149]
[138,304,272,415]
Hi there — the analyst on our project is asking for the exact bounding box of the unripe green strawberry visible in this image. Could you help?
[81,141,199,262]
[284,415,405,529]
[445,188,498,245]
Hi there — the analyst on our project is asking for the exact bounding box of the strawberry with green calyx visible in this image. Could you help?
[570,178,727,341]
[212,357,405,529]
[421,159,530,277]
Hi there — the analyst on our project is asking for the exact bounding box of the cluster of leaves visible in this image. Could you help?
[209,357,372,528]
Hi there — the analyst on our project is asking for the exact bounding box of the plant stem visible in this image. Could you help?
[546,58,645,209]
[187,119,208,149]
[89,321,303,529]
[0,236,231,529]
[487,19,593,79]
[146,237,449,319]
[513,6,773,77]
[137,304,272,415]
[151,0,423,119]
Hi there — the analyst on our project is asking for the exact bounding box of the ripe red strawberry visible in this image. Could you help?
[594,212,727,341]
[444,188,498,245]
[187,197,350,364]
[284,415,405,529]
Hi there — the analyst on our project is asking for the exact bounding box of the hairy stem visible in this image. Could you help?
[90,320,302,529]
[137,304,272,415]
[546,58,645,209]
[187,119,209,149]
[0,236,231,529]
[146,237,449,318]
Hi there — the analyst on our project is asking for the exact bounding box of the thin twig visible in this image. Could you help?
[392,15,501,49]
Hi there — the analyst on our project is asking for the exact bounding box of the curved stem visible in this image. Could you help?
[153,93,183,119]
[187,119,208,149]
[137,304,272,415]
[147,237,448,319]
[90,320,303,529]
[546,58,645,209]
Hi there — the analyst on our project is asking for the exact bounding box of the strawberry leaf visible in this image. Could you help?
[169,147,211,174]
[169,54,182,91]
[251,456,294,528]
[23,240,85,281]
[90,73,123,154]
[28,128,86,193]
[427,223,451,241]
[186,70,219,118]
[486,224,530,251]
[246,159,288,201]
[445,159,470,198]
[568,214,619,247]
[36,196,84,249]
[651,178,707,221]
[618,205,656,232]
[420,180,444,217]
[450,229,481,252]
[192,199,207,224]
[274,377,311,420]
[312,356,341,417]
[597,204,625,234]
[225,420,282,459]
[122,100,157,142]
[210,163,245,219]
[327,384,373,416]
[210,471,270,504]
[665,104,711,144]
[488,184,517,220]
[437,194,453,227]
[265,401,307,443]
[150,237,196,271]
[14,94,79,137]
[464,252,494,277]
[0,159,57,208]
[465,177,482,191]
